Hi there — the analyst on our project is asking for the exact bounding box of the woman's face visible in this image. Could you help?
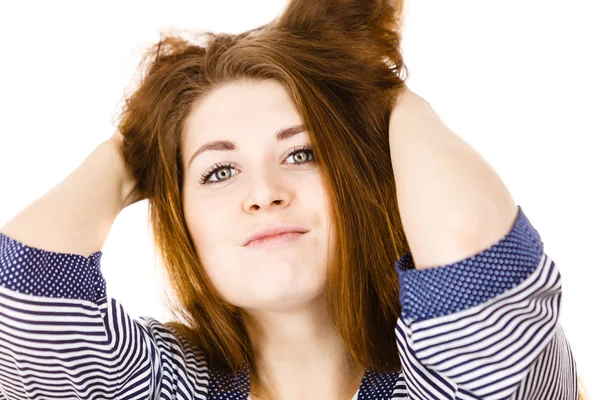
[181,79,335,312]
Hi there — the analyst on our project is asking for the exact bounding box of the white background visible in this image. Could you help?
[0,0,598,396]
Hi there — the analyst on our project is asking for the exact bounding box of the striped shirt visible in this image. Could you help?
[0,205,578,399]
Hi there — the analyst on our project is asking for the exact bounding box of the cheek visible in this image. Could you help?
[184,196,242,300]
[189,219,241,303]
[185,188,233,243]
[184,206,232,283]
[189,211,233,259]
[310,176,334,234]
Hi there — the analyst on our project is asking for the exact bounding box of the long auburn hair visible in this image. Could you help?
[117,0,410,379]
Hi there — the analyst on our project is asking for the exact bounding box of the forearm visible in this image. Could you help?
[389,88,517,269]
[0,140,126,257]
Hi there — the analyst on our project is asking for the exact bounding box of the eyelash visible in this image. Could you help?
[198,145,316,185]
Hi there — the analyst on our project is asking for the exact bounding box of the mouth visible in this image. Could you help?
[244,231,308,248]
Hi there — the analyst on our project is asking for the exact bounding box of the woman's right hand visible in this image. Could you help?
[109,130,146,209]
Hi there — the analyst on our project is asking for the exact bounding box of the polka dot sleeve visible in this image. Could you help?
[395,205,543,322]
[392,205,578,399]
[0,232,106,301]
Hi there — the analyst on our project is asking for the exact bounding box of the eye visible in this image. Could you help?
[285,146,315,164]
[198,162,238,185]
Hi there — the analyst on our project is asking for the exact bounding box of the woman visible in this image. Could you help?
[0,0,583,398]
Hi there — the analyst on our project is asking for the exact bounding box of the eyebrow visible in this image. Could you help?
[187,124,306,168]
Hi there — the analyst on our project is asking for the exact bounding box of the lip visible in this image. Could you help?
[243,225,309,247]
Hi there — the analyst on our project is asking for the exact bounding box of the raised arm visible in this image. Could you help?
[388,87,579,399]
[389,87,517,270]
[0,136,181,399]
[0,135,136,257]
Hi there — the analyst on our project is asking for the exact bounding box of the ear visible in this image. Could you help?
[275,0,404,38]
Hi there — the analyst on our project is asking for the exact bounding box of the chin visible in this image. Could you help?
[240,283,326,312]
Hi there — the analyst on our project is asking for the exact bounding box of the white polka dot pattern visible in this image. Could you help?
[0,234,105,301]
[395,205,543,322]
[0,204,578,399]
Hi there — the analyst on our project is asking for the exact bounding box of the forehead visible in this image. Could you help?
[183,79,302,145]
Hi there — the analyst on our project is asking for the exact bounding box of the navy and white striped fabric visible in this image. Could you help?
[0,205,578,399]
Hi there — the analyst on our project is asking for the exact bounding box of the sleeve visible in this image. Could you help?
[393,205,579,400]
[0,232,170,399]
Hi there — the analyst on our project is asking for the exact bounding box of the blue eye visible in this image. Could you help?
[198,145,315,185]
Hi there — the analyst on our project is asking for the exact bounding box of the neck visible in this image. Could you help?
[242,299,365,400]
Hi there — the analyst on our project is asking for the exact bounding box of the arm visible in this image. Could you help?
[389,87,517,270]
[0,138,127,257]
[388,87,579,399]
[0,138,181,399]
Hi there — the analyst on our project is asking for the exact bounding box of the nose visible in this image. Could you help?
[243,168,292,213]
